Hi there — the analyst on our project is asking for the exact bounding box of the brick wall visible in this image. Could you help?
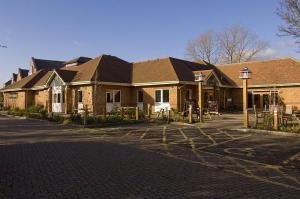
[34,89,49,108]
[93,85,134,114]
[279,86,300,110]
[70,85,94,112]
[3,91,26,109]
[135,85,178,112]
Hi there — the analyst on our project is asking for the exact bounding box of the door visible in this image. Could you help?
[106,90,121,112]
[154,89,170,112]
[137,90,144,111]
[52,86,63,113]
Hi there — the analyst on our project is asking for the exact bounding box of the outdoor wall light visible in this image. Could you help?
[195,72,206,82]
[239,67,252,79]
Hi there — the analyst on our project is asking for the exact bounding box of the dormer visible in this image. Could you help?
[11,73,17,84]
[16,68,29,82]
[30,57,65,74]
[64,57,92,67]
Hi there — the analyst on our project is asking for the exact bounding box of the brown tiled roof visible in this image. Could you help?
[33,71,53,87]
[4,55,300,91]
[3,80,12,87]
[54,70,78,82]
[53,55,132,83]
[3,70,51,90]
[216,57,300,87]
[32,57,65,71]
[132,57,214,83]
[59,55,102,82]
[94,55,132,83]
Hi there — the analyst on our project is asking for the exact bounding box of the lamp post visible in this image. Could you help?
[239,67,251,128]
[195,72,206,123]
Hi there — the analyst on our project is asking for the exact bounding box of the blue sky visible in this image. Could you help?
[0,0,298,85]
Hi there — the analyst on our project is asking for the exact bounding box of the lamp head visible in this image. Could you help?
[239,67,251,79]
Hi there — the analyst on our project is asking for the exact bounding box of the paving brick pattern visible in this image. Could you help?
[0,115,299,198]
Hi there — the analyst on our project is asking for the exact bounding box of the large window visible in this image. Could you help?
[57,93,61,103]
[106,90,121,103]
[114,91,121,103]
[163,90,169,102]
[138,91,143,103]
[186,89,192,100]
[78,90,83,103]
[155,89,169,103]
[53,93,57,103]
[106,92,113,103]
[155,90,161,102]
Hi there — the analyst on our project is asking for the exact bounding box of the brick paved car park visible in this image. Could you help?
[0,115,300,198]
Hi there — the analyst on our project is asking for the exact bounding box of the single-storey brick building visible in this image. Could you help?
[1,55,300,114]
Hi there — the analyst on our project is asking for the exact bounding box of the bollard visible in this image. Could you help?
[83,105,88,126]
[188,105,193,124]
[274,109,278,130]
[167,110,171,124]
[147,104,151,119]
[136,106,139,120]
[161,109,165,118]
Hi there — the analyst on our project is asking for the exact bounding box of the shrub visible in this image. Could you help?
[86,116,99,125]
[26,105,45,113]
[262,114,274,130]
[52,115,64,123]
[70,113,82,124]
[105,115,123,123]
[8,107,25,116]
[293,124,300,133]
[279,124,300,133]
[63,119,72,125]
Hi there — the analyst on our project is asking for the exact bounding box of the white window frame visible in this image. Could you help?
[106,90,121,103]
[155,89,169,103]
[78,90,83,103]
[154,89,170,112]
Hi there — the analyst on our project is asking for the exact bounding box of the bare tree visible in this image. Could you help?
[277,0,300,41]
[218,25,268,63]
[186,25,268,64]
[186,30,219,64]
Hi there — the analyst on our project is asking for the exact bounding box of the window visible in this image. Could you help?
[155,90,169,103]
[53,94,57,103]
[57,93,61,103]
[106,92,113,103]
[78,90,83,103]
[248,93,253,108]
[186,89,192,100]
[163,90,169,103]
[138,91,143,103]
[155,90,161,102]
[114,91,121,103]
